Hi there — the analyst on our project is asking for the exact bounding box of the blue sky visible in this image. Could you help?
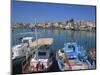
[12,1,96,23]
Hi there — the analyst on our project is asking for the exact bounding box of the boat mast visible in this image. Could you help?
[34,18,38,49]
[34,18,39,60]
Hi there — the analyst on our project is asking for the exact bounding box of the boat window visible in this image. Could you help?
[68,45,75,51]
[69,57,76,60]
[39,45,49,49]
[38,52,46,56]
[23,40,29,44]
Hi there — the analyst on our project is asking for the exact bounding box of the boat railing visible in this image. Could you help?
[56,51,66,71]
[21,54,32,73]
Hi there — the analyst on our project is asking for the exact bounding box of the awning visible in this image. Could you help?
[29,38,53,48]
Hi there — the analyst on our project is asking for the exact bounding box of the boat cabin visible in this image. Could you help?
[12,37,34,60]
[22,37,34,45]
[12,43,28,59]
[22,38,54,73]
[30,45,52,69]
[64,43,79,59]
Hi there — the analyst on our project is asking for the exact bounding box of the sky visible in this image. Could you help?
[12,1,96,23]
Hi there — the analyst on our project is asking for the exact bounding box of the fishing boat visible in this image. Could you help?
[88,48,96,62]
[56,42,92,71]
[87,48,96,69]
[12,37,34,60]
[21,38,54,73]
[21,19,54,73]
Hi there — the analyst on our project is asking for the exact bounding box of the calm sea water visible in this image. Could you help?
[12,28,96,51]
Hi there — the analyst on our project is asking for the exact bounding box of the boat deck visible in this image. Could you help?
[23,64,44,73]
[68,59,88,70]
[57,50,88,70]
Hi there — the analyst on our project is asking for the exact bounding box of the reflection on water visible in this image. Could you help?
[12,29,96,51]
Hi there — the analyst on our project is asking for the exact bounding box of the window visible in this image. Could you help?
[23,40,29,44]
[38,52,46,56]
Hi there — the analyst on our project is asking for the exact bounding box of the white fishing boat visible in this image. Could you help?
[12,37,34,60]
[21,38,54,73]
[56,42,92,71]
[21,19,54,73]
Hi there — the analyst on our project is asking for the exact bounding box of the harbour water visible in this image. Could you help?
[12,28,96,51]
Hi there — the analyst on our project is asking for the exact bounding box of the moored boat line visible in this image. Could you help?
[12,41,96,74]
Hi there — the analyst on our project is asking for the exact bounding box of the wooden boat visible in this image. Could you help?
[56,42,92,71]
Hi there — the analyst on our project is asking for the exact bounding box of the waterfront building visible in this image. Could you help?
[53,22,59,28]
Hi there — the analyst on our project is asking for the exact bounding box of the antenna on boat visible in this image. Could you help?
[34,18,38,49]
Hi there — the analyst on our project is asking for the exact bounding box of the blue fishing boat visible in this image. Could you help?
[56,42,92,71]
